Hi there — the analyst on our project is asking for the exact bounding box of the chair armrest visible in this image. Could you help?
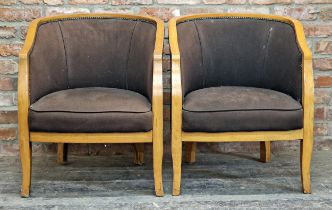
[291,19,314,135]
[152,18,164,137]
[18,18,41,140]
[169,18,183,136]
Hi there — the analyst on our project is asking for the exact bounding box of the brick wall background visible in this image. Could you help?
[0,0,331,156]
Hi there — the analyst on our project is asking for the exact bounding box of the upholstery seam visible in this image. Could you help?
[125,21,138,90]
[57,22,70,88]
[30,110,152,113]
[182,108,303,112]
[261,23,272,84]
[193,21,206,87]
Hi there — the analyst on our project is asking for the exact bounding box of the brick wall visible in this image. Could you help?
[0,0,331,156]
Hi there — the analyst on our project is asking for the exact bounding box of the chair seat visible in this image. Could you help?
[29,87,152,132]
[182,86,303,132]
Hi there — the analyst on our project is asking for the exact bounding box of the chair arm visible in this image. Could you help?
[169,18,183,136]
[152,18,164,140]
[18,18,41,141]
[291,20,314,134]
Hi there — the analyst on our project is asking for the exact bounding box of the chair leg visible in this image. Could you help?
[172,133,182,196]
[153,131,164,196]
[260,141,271,163]
[19,135,31,198]
[57,143,68,165]
[301,133,313,194]
[133,143,144,166]
[185,142,196,164]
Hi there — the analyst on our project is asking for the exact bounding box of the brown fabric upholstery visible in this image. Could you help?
[182,86,303,132]
[177,18,302,103]
[29,18,156,104]
[29,87,152,132]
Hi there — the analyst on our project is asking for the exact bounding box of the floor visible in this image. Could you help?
[0,150,332,209]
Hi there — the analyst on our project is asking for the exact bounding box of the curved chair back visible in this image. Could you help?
[29,16,157,104]
[176,16,302,102]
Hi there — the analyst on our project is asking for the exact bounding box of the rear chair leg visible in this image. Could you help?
[185,142,196,164]
[260,141,271,163]
[134,143,144,166]
[57,143,68,165]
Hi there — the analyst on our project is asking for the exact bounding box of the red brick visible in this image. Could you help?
[68,0,107,4]
[320,7,332,21]
[94,8,133,13]
[0,77,16,91]
[249,0,291,4]
[315,107,325,120]
[295,0,331,3]
[0,44,22,57]
[0,111,17,124]
[228,7,270,14]
[304,24,332,37]
[315,89,331,104]
[273,6,318,20]
[156,0,201,4]
[0,94,15,106]
[181,7,225,14]
[0,60,17,75]
[20,0,42,4]
[45,7,90,16]
[0,0,16,5]
[314,123,328,136]
[314,58,332,70]
[203,0,246,4]
[0,8,41,22]
[315,76,332,87]
[44,0,64,5]
[111,0,152,5]
[315,41,332,54]
[0,26,16,39]
[139,7,180,21]
[0,128,16,141]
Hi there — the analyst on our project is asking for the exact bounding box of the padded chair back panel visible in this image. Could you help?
[177,18,302,102]
[29,18,156,104]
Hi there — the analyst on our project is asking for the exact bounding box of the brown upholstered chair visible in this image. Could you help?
[169,14,314,195]
[18,14,164,197]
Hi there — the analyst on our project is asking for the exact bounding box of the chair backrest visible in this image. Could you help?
[29,17,157,104]
[177,17,302,102]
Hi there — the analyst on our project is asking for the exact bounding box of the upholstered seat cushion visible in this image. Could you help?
[29,87,152,132]
[182,86,303,132]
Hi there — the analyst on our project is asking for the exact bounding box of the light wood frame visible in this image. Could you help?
[18,13,165,197]
[169,13,314,196]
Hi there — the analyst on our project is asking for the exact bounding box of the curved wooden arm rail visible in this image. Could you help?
[18,13,164,197]
[169,13,313,196]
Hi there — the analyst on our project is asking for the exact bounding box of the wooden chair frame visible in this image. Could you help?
[169,13,314,196]
[18,13,165,197]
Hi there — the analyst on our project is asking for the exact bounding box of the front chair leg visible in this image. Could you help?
[260,141,271,163]
[20,136,31,198]
[133,143,144,166]
[153,131,164,196]
[185,142,196,164]
[301,134,313,193]
[57,143,68,165]
[172,133,182,196]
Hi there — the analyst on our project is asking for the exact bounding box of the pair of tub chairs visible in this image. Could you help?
[18,13,313,197]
